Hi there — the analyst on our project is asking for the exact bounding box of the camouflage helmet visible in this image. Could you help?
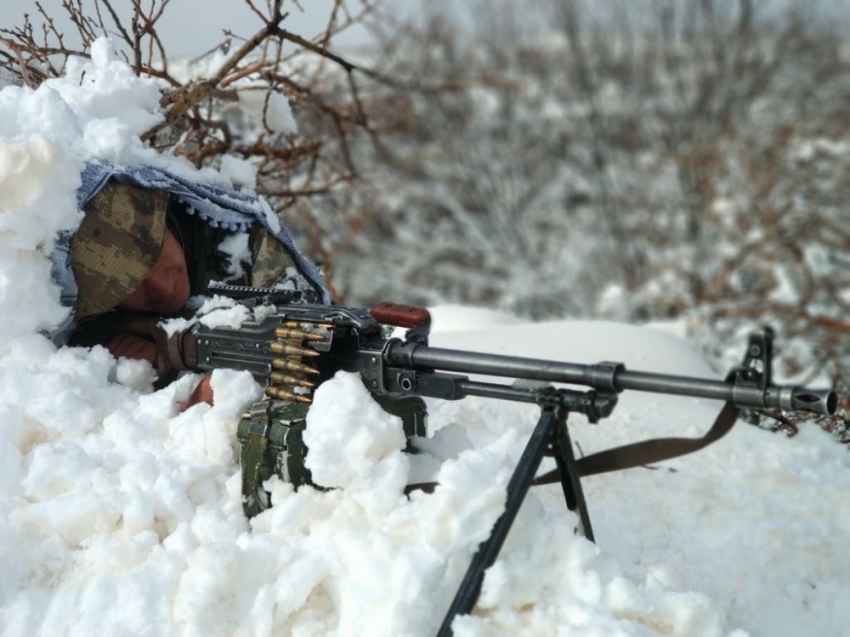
[71,181,169,318]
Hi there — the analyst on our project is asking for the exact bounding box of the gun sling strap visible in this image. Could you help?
[534,401,740,483]
[404,400,741,495]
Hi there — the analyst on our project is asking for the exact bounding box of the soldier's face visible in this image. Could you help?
[118,228,190,313]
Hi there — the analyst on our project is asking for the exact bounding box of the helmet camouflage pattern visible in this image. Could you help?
[71,181,168,318]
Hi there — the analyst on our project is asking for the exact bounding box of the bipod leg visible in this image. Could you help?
[436,407,559,637]
[552,406,594,541]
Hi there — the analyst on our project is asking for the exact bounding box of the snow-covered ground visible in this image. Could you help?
[1,39,848,637]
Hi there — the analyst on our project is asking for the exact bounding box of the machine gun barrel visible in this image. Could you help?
[388,345,837,416]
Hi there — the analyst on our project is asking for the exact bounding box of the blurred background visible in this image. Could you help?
[2,0,848,432]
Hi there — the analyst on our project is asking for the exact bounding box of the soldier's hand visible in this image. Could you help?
[107,333,213,410]
[179,374,214,411]
[107,332,158,363]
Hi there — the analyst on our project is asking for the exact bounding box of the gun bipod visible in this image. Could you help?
[437,387,608,637]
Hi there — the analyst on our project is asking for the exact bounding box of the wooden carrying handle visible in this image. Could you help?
[370,302,431,329]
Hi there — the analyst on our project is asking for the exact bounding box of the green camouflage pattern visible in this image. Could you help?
[237,395,427,519]
[250,225,296,288]
[237,400,314,519]
[71,182,298,320]
[71,181,168,318]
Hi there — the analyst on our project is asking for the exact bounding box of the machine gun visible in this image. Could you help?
[160,284,837,637]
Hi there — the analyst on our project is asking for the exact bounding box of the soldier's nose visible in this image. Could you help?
[141,268,175,303]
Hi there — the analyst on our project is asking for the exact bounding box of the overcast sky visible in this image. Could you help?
[2,0,847,64]
[0,1,420,59]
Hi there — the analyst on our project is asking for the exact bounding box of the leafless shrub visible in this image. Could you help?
[0,0,388,302]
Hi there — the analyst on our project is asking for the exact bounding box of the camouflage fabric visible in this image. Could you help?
[70,180,300,321]
[250,225,295,288]
[71,182,168,318]
[238,400,314,518]
[237,395,427,519]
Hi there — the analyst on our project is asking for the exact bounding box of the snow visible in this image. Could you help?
[218,155,258,189]
[160,296,251,337]
[0,136,81,346]
[237,90,299,136]
[1,36,848,637]
[217,231,253,280]
[304,372,409,492]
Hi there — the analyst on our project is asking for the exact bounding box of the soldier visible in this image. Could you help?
[64,165,327,408]
[59,165,432,515]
